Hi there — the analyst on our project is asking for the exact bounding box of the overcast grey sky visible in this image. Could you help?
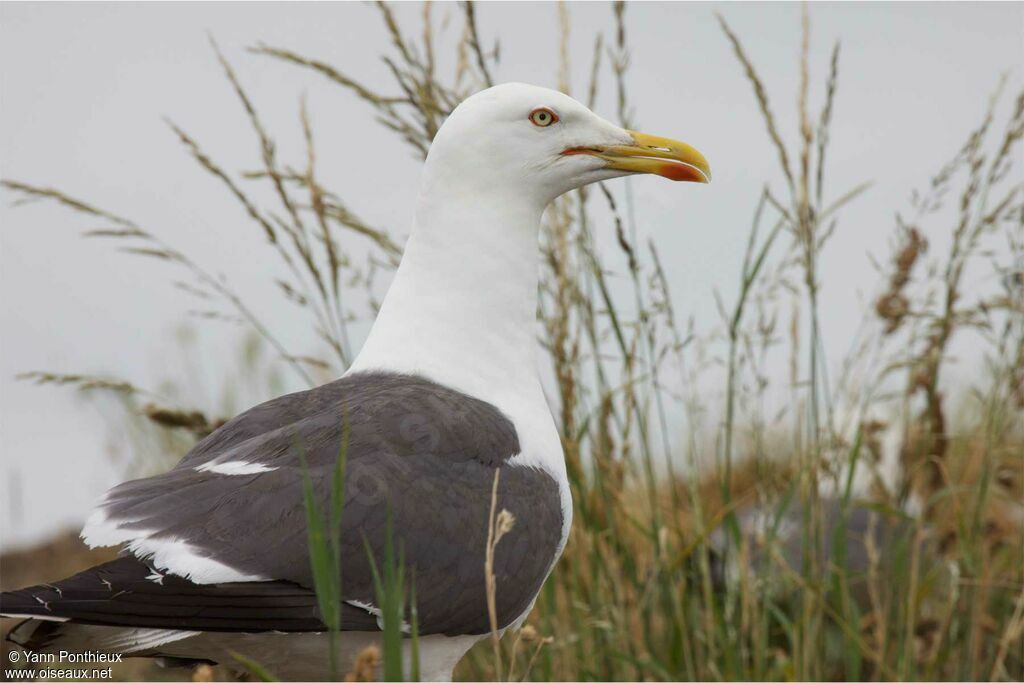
[1,1,1021,548]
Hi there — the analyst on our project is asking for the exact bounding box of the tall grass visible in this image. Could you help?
[3,2,1022,681]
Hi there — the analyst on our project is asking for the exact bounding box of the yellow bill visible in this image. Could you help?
[563,131,711,183]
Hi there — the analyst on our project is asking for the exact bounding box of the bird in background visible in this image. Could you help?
[1,82,710,681]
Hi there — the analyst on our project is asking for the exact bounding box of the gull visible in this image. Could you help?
[1,82,709,681]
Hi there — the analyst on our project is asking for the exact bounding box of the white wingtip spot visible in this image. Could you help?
[195,460,278,475]
[346,599,382,618]
[345,599,411,633]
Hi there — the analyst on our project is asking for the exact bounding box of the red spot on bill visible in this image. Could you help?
[657,161,708,182]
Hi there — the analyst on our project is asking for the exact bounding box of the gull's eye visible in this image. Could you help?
[529,107,559,128]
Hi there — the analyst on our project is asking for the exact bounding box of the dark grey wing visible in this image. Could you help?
[81,372,564,636]
[1,557,329,632]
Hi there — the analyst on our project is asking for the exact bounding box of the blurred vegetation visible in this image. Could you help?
[2,2,1022,682]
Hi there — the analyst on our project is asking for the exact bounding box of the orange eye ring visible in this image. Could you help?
[529,107,559,127]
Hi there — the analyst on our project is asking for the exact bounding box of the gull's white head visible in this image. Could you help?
[423,82,710,204]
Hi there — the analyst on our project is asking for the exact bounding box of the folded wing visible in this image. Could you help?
[18,372,562,636]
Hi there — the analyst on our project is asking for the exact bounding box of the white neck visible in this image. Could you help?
[349,179,547,405]
[349,168,571,516]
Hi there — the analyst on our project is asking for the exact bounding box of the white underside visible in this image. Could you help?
[26,623,480,682]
